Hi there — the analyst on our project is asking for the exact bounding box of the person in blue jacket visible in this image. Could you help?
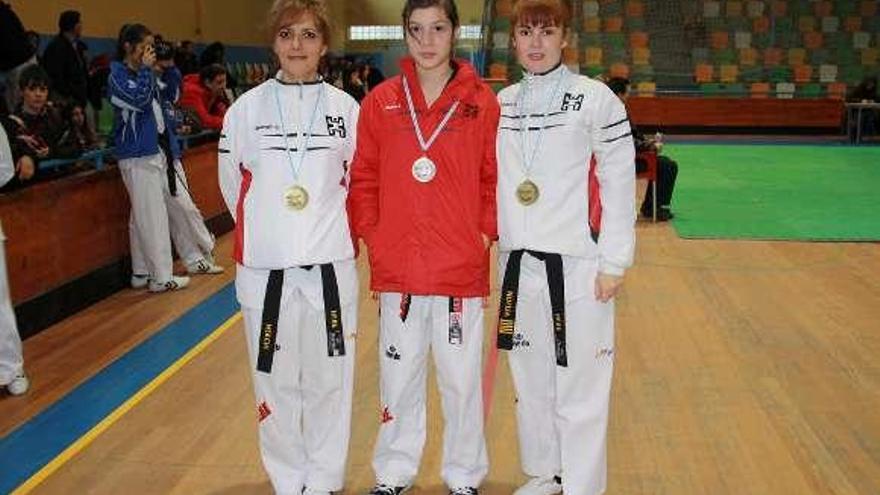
[109,23,221,293]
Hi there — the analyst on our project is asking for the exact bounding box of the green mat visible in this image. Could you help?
[666,144,880,241]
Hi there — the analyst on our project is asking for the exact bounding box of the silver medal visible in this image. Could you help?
[412,156,437,183]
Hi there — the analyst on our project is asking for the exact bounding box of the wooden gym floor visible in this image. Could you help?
[2,221,879,494]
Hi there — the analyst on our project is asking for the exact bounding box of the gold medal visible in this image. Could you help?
[516,179,540,206]
[284,185,309,210]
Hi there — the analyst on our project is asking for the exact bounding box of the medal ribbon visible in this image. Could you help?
[402,75,460,153]
[518,68,566,178]
[273,78,325,184]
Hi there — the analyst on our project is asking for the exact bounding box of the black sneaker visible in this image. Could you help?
[449,488,479,495]
[368,484,411,495]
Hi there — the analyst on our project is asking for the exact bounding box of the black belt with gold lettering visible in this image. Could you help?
[398,294,464,345]
[256,264,346,373]
[497,250,568,367]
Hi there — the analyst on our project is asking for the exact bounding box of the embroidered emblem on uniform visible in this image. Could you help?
[381,406,395,424]
[462,103,479,119]
[512,333,530,349]
[561,93,584,111]
[258,401,272,422]
[127,80,137,89]
[595,347,615,360]
[326,115,347,137]
[385,345,401,361]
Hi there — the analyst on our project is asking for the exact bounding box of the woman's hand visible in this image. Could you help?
[594,273,623,303]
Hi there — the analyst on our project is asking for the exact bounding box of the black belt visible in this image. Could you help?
[398,294,464,345]
[498,250,567,367]
[256,264,346,373]
[157,132,177,196]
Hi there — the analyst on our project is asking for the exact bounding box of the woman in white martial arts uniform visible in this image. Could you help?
[0,124,28,396]
[109,24,222,294]
[218,1,359,493]
[495,1,636,494]
[348,1,500,493]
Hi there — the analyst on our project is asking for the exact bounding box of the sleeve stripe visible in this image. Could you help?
[603,131,632,143]
[601,117,629,130]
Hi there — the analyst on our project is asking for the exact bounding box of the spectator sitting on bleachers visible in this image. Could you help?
[607,76,679,221]
[4,65,78,187]
[179,64,228,131]
[58,103,99,156]
[41,10,89,108]
[848,76,878,142]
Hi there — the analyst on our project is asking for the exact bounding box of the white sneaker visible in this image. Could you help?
[186,258,224,275]
[149,276,190,293]
[7,373,29,396]
[514,476,562,495]
[131,274,150,289]
[302,488,333,495]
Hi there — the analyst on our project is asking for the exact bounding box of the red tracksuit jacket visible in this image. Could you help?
[348,57,500,297]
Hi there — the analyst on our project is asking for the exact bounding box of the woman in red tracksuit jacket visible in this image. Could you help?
[347,1,499,493]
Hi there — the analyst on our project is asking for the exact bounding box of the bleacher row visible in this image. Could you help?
[484,0,880,98]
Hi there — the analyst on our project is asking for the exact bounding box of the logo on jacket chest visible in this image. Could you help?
[561,93,584,111]
[326,115,347,138]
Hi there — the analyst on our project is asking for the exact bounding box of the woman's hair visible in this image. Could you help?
[267,0,331,46]
[115,23,151,61]
[510,0,570,33]
[402,0,460,30]
[199,63,228,84]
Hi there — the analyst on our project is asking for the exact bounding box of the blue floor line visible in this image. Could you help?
[0,283,238,494]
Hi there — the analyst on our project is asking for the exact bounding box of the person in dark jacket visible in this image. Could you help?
[41,10,89,107]
[607,76,679,221]
[0,1,37,110]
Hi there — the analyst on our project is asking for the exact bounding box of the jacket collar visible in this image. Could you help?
[520,62,568,91]
[398,56,478,112]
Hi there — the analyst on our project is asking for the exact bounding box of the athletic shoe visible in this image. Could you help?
[449,488,479,495]
[513,476,562,495]
[131,274,150,289]
[149,276,190,293]
[6,372,29,396]
[368,484,411,495]
[186,258,224,275]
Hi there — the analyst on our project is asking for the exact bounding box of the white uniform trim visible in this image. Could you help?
[219,80,359,268]
[496,65,636,276]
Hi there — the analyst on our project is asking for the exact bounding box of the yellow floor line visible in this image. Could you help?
[12,312,242,495]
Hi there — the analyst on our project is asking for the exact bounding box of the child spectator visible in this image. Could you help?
[58,103,99,156]
[4,65,77,188]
